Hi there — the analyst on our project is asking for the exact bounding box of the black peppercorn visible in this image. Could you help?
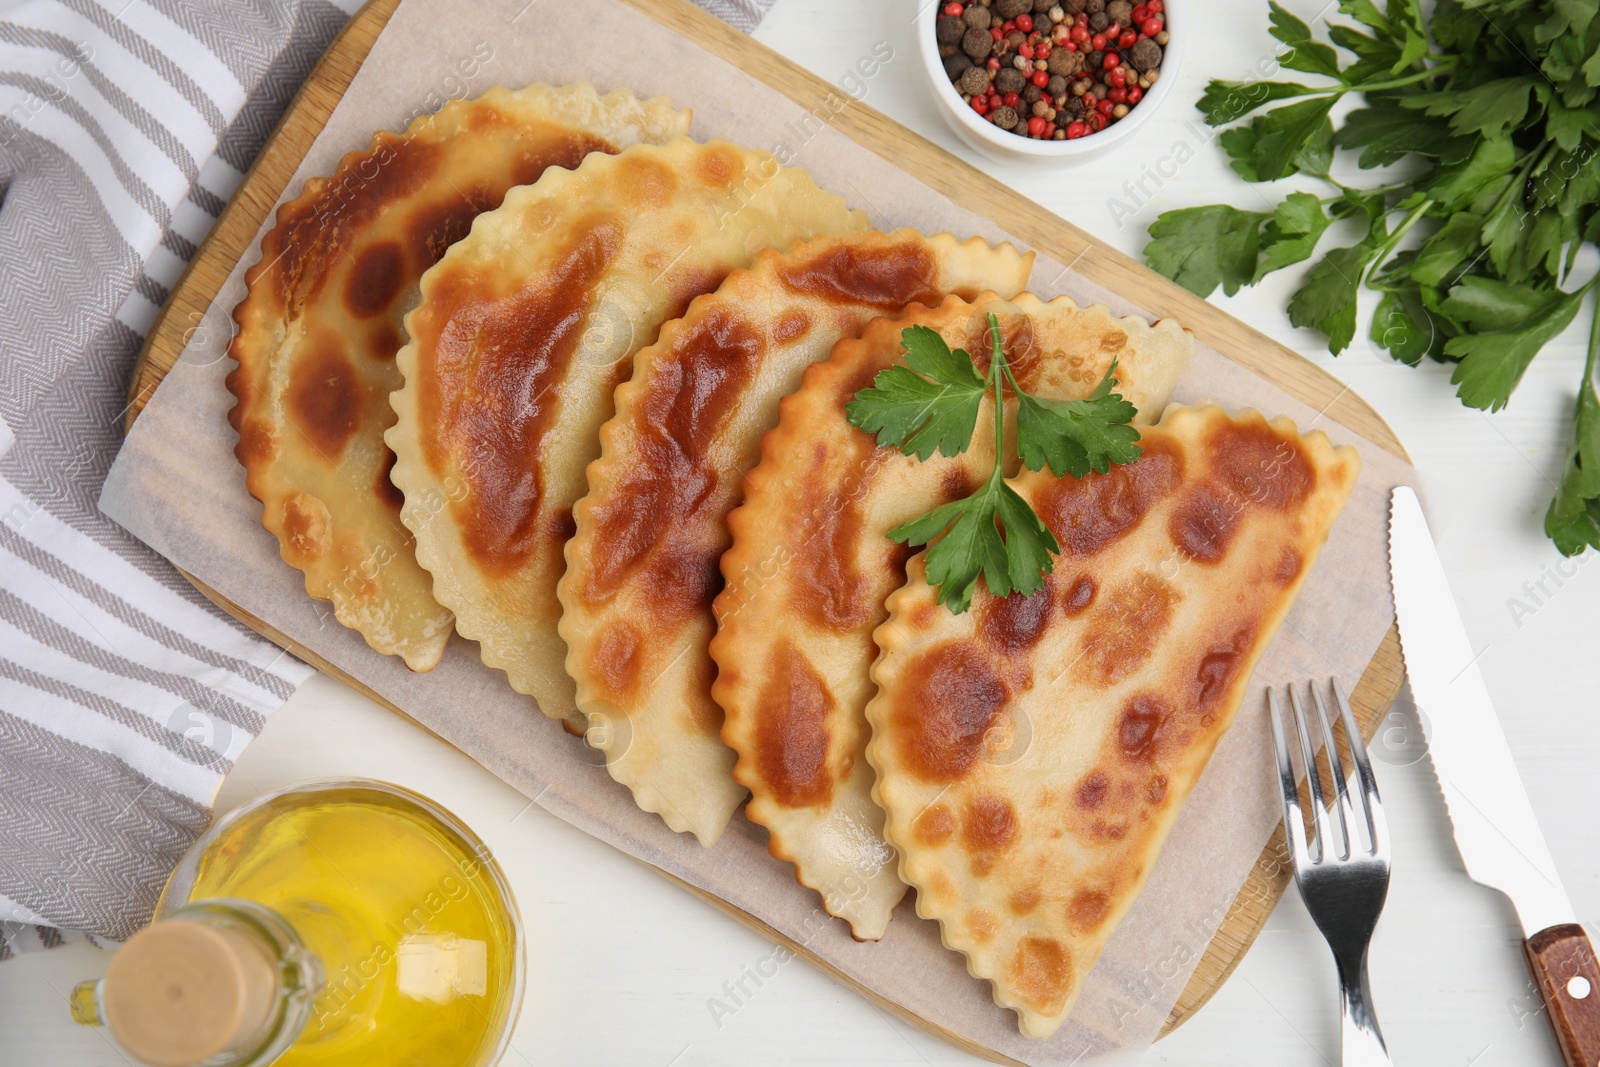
[1085,0,1105,12]
[995,67,1025,94]
[942,52,973,80]
[1048,74,1068,97]
[995,0,1031,17]
[1004,29,1027,51]
[958,65,992,95]
[1086,49,1104,69]
[1033,0,1053,10]
[990,104,1020,128]
[1106,1,1133,25]
[937,16,964,44]
[1046,49,1081,77]
[1088,11,1109,31]
[962,4,991,29]
[1129,37,1161,71]
[961,26,994,60]
[1022,83,1044,104]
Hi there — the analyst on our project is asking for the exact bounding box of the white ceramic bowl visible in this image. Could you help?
[918,1,1184,164]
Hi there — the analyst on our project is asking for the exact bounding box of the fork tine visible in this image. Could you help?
[1266,688,1313,870]
[1332,677,1387,859]
[1309,682,1356,860]
[1288,685,1330,863]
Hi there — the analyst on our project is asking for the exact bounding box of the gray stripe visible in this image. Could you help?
[0,585,265,734]
[0,656,231,772]
[0,22,199,182]
[208,1,347,175]
[53,0,228,136]
[0,525,296,700]
[0,707,209,939]
[187,180,224,217]
[0,124,141,429]
[159,224,195,261]
[0,73,172,230]
[138,0,343,83]
[37,924,61,949]
[134,270,167,306]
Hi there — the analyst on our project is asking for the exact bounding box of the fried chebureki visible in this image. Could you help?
[386,139,866,716]
[865,404,1360,1037]
[227,84,689,671]
[711,294,1190,936]
[557,232,1033,847]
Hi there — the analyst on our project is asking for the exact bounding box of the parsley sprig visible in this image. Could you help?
[845,313,1141,613]
[1144,0,1600,555]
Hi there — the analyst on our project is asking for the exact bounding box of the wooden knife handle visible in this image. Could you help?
[1525,924,1600,1067]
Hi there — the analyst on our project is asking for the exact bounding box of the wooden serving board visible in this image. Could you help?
[124,0,1407,1053]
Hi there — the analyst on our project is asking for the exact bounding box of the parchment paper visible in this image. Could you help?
[99,0,1414,1061]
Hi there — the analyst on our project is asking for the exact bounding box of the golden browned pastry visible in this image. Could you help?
[711,294,1190,936]
[557,231,1034,847]
[386,139,866,717]
[227,84,689,671]
[865,403,1360,1037]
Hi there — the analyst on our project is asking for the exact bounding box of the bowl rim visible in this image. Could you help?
[917,0,1185,158]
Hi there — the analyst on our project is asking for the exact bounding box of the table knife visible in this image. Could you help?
[1389,486,1600,1067]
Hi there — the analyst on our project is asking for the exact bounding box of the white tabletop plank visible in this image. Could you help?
[4,1,1597,1064]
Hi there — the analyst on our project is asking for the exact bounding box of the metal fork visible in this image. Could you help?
[1268,679,1393,1066]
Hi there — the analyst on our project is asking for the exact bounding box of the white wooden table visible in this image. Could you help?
[4,1,1598,1063]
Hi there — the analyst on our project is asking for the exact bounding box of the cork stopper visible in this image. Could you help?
[102,919,280,1067]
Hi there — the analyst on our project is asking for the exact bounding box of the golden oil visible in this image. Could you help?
[76,779,523,1067]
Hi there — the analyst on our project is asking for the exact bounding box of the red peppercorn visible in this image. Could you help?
[1070,24,1088,42]
[1003,91,1021,106]
[1108,68,1127,87]
[1027,115,1047,136]
[972,97,988,114]
[1127,86,1144,104]
[1066,121,1088,138]
[1103,52,1121,69]
[1090,32,1106,49]
[1105,21,1121,35]
[1075,12,1088,26]
[1119,30,1138,48]
[1016,13,1033,31]
[1141,17,1162,36]
[986,57,1001,68]
[1062,40,1077,50]
[1097,97,1115,115]
[1088,112,1106,131]
[943,1,963,14]
[990,27,1003,40]
[1031,69,1050,86]
[1108,87,1128,103]
[1036,43,1051,58]
[1133,3,1148,20]
[1002,19,1015,32]
[1019,42,1035,59]
[1148,0,1163,11]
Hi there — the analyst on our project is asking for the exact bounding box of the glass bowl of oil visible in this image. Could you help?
[157,778,525,1067]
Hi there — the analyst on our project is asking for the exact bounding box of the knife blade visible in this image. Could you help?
[1389,486,1600,1067]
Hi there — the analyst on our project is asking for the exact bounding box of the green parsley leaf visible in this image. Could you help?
[1145,205,1267,297]
[1255,191,1333,280]
[1197,80,1321,126]
[1401,77,1537,138]
[843,325,986,460]
[852,313,1140,614]
[1012,362,1142,478]
[1268,1,1345,80]
[1545,351,1600,555]
[1236,96,1340,181]
[1444,281,1590,411]
[1334,106,1461,168]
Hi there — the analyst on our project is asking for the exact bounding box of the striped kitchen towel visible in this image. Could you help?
[0,0,774,956]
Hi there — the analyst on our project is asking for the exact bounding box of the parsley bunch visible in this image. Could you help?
[846,313,1141,613]
[1144,0,1600,554]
